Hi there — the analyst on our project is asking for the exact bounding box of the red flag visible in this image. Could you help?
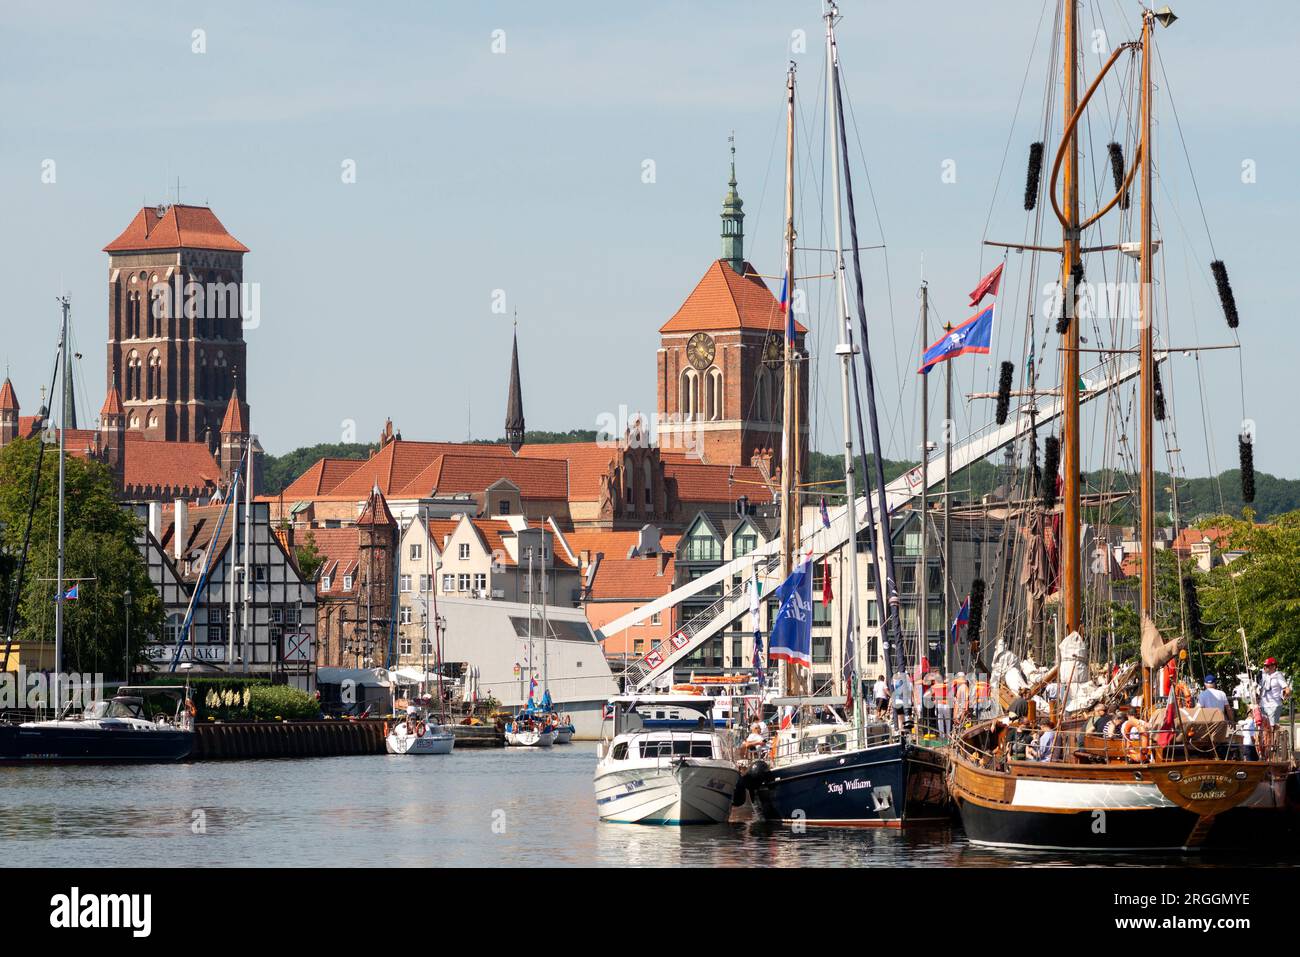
[822,559,834,605]
[1155,696,1178,750]
[968,262,1004,306]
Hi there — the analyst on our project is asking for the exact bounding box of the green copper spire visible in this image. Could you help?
[721,133,745,274]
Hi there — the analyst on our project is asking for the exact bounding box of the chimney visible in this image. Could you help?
[148,502,163,539]
[173,499,189,562]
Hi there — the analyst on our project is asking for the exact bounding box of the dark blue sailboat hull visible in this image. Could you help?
[0,723,193,763]
[748,741,914,826]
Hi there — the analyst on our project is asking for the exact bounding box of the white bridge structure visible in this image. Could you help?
[596,356,1157,691]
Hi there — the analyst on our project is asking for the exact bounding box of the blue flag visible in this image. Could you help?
[919,304,994,374]
[767,557,813,669]
[62,584,79,600]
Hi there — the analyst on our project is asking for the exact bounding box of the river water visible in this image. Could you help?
[0,745,1279,867]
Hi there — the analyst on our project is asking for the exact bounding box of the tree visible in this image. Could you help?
[1199,509,1300,675]
[293,529,324,582]
[0,437,162,678]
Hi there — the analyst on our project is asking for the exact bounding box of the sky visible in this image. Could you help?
[1,1,1297,480]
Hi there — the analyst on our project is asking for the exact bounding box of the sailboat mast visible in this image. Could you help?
[943,324,953,676]
[227,453,240,666]
[1138,8,1156,711]
[53,296,69,715]
[825,5,865,734]
[1060,0,1083,636]
[779,62,798,697]
[918,281,930,675]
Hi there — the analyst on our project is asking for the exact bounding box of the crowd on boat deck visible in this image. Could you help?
[987,658,1292,766]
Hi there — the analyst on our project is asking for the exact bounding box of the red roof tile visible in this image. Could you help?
[307,527,362,596]
[219,391,248,434]
[103,204,249,254]
[659,260,807,335]
[566,530,680,600]
[0,377,17,412]
[357,487,396,527]
[100,385,123,418]
[121,433,222,495]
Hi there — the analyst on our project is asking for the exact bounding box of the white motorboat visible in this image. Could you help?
[385,714,455,755]
[594,695,739,825]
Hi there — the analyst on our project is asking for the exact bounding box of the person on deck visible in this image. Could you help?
[1197,674,1233,721]
[1084,702,1113,738]
[890,672,913,734]
[1259,658,1291,753]
[1028,719,1057,762]
[873,675,889,720]
[934,676,952,739]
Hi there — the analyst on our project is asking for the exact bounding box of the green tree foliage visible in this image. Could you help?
[0,437,162,677]
[293,529,324,581]
[1198,509,1300,675]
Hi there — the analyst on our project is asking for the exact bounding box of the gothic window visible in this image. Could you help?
[199,350,209,399]
[126,350,141,400]
[146,350,162,399]
[679,368,699,420]
[706,367,723,421]
[643,459,653,508]
[623,454,634,505]
[755,366,772,422]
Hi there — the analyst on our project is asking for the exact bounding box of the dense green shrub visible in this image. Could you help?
[141,676,318,721]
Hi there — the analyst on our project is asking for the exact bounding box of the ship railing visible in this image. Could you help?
[766,724,897,766]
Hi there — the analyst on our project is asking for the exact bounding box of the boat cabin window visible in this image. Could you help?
[611,742,629,760]
[102,698,147,720]
[639,739,714,759]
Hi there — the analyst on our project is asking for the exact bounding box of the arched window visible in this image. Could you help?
[623,454,634,505]
[679,368,699,420]
[126,350,141,400]
[642,458,653,508]
[706,367,723,421]
[147,349,161,399]
[755,367,771,422]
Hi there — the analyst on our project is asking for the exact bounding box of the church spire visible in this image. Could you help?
[505,316,525,455]
[721,132,745,275]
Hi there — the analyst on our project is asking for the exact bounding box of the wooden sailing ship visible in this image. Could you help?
[947,3,1296,850]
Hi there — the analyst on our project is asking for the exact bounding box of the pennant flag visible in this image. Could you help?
[919,304,995,375]
[950,595,971,644]
[822,559,834,605]
[779,273,797,346]
[768,555,813,669]
[968,262,1005,306]
[749,572,765,686]
[819,496,831,529]
[528,674,537,704]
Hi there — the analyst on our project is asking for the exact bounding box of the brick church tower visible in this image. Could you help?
[103,204,250,449]
[656,147,808,469]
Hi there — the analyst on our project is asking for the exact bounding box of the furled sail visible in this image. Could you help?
[1140,614,1184,670]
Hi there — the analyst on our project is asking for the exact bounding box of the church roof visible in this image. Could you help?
[0,377,17,412]
[659,259,807,335]
[356,487,396,527]
[100,384,123,418]
[121,433,223,496]
[220,390,248,434]
[104,204,249,254]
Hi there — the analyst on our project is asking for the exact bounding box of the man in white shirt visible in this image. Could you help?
[1197,674,1231,718]
[872,675,889,719]
[1259,657,1291,756]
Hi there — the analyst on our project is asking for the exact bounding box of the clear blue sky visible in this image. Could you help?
[2,1,1296,481]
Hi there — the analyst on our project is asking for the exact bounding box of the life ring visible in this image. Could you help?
[1120,717,1148,762]
[413,720,426,738]
[185,698,197,716]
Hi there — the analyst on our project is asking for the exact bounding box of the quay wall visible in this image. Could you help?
[190,720,504,759]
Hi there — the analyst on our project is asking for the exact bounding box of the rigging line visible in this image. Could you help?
[979,0,1056,247]
[1153,38,1218,260]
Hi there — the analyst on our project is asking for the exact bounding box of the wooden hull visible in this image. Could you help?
[950,744,1293,850]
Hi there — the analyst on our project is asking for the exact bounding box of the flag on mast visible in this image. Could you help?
[968,262,1004,306]
[918,304,995,374]
[767,555,813,669]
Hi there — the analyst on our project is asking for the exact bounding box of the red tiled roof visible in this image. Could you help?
[409,453,567,501]
[518,443,612,499]
[566,530,680,600]
[220,391,248,434]
[664,460,769,503]
[357,488,396,527]
[0,377,17,411]
[1172,527,1232,555]
[278,457,368,498]
[308,527,362,596]
[659,260,807,335]
[122,433,222,495]
[104,204,249,254]
[100,386,123,418]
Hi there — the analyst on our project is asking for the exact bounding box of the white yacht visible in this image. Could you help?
[594,695,739,825]
[504,714,555,747]
[385,711,455,755]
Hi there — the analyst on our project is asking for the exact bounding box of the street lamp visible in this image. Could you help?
[123,588,133,683]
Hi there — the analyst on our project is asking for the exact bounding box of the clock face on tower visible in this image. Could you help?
[687,332,716,371]
[762,332,783,369]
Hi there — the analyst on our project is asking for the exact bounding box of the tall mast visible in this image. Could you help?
[53,296,69,714]
[779,62,799,696]
[1060,0,1083,637]
[918,280,930,675]
[826,4,865,736]
[227,453,240,666]
[1138,7,1156,711]
[943,321,953,676]
[242,436,252,665]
